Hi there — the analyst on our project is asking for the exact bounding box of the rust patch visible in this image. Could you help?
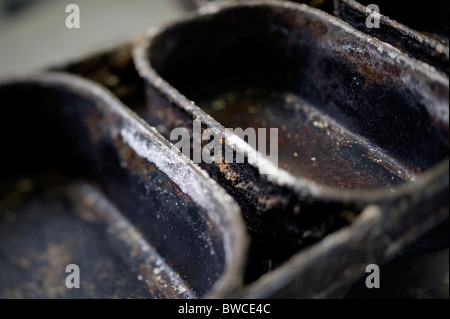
[350,50,401,88]
[113,133,156,179]
[217,162,255,191]
[167,179,193,205]
[218,163,239,184]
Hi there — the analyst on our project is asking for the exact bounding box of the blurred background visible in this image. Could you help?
[0,0,185,76]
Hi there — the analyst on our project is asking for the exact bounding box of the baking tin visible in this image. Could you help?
[0,72,247,298]
[133,0,449,289]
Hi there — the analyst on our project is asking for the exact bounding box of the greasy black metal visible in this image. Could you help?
[334,0,449,75]
[0,72,247,298]
[133,0,449,294]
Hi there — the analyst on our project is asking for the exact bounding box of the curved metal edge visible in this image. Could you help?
[0,71,249,299]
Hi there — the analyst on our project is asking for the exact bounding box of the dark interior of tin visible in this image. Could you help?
[148,5,449,190]
[0,81,228,298]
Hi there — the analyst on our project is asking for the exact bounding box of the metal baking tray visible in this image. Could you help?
[0,72,246,298]
[1,0,448,299]
[133,1,449,296]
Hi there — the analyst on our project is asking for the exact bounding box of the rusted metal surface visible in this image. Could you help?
[133,0,449,294]
[0,72,247,298]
